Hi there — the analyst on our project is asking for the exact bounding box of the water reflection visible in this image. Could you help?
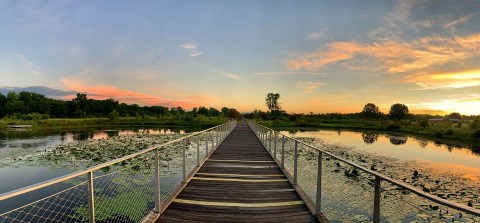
[361,133,379,144]
[388,135,408,145]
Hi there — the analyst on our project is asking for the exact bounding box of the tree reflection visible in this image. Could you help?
[388,135,408,145]
[361,133,379,144]
[417,139,428,149]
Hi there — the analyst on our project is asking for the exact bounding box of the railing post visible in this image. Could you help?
[205,132,209,156]
[154,148,161,213]
[293,141,298,185]
[268,131,272,152]
[273,132,277,159]
[88,171,95,223]
[281,135,285,169]
[315,151,322,215]
[373,176,381,223]
[182,140,187,182]
[215,129,218,147]
[196,135,200,167]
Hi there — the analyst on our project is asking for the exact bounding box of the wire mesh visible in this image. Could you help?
[320,154,376,222]
[379,180,480,222]
[296,144,320,206]
[0,181,89,223]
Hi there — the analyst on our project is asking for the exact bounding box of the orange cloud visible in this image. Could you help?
[295,81,324,93]
[61,78,202,109]
[286,33,480,74]
[407,69,480,90]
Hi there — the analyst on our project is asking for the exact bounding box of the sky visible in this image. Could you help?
[0,0,479,115]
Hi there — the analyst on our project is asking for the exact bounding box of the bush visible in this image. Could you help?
[435,131,443,138]
[445,129,454,136]
[386,123,401,130]
[473,130,480,139]
[419,119,429,127]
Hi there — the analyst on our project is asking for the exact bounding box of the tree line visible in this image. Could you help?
[0,91,242,120]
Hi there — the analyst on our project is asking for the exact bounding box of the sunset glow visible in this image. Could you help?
[0,1,479,115]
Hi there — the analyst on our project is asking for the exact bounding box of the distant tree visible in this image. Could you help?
[73,93,89,114]
[361,103,381,118]
[108,110,119,121]
[198,107,209,116]
[221,107,230,117]
[448,112,462,119]
[265,93,281,115]
[389,103,409,120]
[208,107,220,116]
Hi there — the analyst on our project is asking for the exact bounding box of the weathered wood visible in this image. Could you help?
[157,123,318,223]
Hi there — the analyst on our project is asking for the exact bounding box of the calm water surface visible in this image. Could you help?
[0,127,189,194]
[281,129,480,179]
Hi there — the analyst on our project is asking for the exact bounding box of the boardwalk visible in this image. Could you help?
[157,123,317,222]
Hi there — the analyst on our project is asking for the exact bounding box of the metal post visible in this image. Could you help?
[182,140,186,182]
[196,136,200,167]
[205,132,209,156]
[88,171,95,223]
[281,135,285,169]
[293,141,298,185]
[154,149,161,213]
[373,176,381,223]
[315,151,323,215]
[273,132,277,159]
[215,129,218,147]
[268,131,272,152]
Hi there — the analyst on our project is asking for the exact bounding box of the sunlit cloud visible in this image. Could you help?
[179,43,203,57]
[296,81,324,93]
[286,33,480,74]
[61,78,202,109]
[254,71,325,76]
[412,96,480,115]
[408,69,480,90]
[443,12,478,30]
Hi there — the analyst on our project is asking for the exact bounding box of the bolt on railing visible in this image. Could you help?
[0,121,237,223]
[249,122,480,223]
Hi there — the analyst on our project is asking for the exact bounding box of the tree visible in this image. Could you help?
[265,93,281,114]
[361,103,381,118]
[389,103,409,120]
[448,112,462,119]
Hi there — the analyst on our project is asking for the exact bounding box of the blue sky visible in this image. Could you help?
[1,0,479,115]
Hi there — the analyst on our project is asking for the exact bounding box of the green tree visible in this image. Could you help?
[361,103,381,118]
[265,93,281,114]
[389,103,409,120]
[108,110,120,121]
[448,112,462,119]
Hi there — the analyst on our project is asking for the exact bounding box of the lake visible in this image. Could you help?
[281,129,480,180]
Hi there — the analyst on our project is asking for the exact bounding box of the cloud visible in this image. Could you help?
[179,43,203,57]
[16,54,45,77]
[306,32,323,40]
[443,12,478,30]
[254,71,325,76]
[286,33,480,73]
[296,81,324,93]
[408,69,480,90]
[411,96,480,115]
[61,78,202,109]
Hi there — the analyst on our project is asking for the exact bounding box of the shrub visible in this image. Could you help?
[445,129,454,136]
[419,119,429,127]
[473,130,480,139]
[435,131,443,138]
[386,123,401,130]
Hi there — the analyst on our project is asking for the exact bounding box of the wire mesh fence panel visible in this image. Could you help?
[159,141,184,201]
[89,151,156,223]
[296,145,319,206]
[282,137,296,178]
[321,155,375,223]
[0,181,89,223]
[185,138,198,175]
[379,180,480,223]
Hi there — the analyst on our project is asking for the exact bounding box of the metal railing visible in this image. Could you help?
[249,122,480,223]
[0,121,237,223]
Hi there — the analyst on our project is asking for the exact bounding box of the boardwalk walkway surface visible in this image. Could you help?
[157,123,317,222]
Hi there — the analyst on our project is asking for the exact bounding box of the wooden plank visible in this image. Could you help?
[156,123,318,223]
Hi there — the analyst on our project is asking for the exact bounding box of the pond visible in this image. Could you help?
[281,129,480,180]
[0,126,196,194]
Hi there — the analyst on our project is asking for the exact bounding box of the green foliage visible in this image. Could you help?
[445,129,454,136]
[419,119,429,127]
[448,112,462,119]
[265,93,281,114]
[386,123,401,130]
[473,130,480,139]
[108,110,119,121]
[389,103,409,120]
[361,103,382,118]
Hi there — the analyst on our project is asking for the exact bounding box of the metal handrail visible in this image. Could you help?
[249,122,480,219]
[0,121,235,201]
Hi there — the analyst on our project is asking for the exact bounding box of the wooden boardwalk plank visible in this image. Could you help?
[157,123,317,223]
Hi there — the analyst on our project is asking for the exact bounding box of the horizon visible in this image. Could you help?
[1,1,479,115]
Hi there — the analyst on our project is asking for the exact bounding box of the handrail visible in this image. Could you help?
[0,122,233,201]
[250,122,480,218]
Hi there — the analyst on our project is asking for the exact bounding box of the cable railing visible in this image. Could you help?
[249,122,480,223]
[0,121,237,223]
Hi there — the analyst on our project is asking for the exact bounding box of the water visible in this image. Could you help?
[0,126,193,194]
[281,129,480,180]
